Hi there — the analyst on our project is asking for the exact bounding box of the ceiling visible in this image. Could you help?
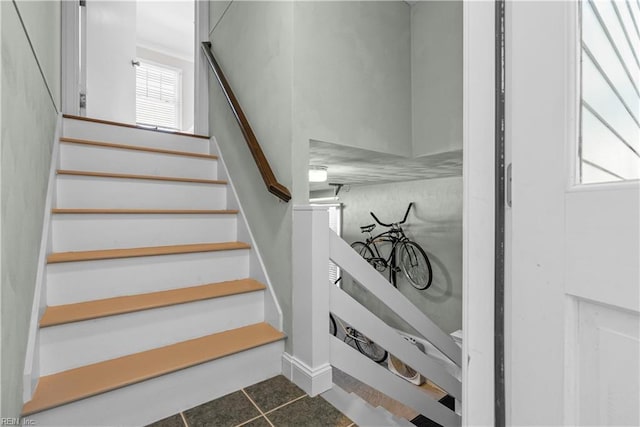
[309,140,462,192]
[136,1,194,61]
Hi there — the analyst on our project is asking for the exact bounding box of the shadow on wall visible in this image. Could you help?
[327,176,463,334]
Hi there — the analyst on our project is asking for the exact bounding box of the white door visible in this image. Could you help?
[85,0,137,123]
[507,1,639,426]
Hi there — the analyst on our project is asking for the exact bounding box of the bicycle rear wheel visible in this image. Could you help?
[329,314,337,336]
[351,241,385,271]
[351,241,374,260]
[399,241,433,290]
[353,329,388,363]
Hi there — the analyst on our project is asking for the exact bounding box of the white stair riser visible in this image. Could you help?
[60,143,218,179]
[39,291,265,375]
[63,119,209,154]
[47,250,250,305]
[51,214,238,252]
[28,341,283,426]
[56,175,227,209]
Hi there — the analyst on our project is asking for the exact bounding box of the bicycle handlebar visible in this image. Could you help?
[369,202,413,227]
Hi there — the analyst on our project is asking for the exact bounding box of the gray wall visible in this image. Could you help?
[313,176,463,334]
[293,1,412,156]
[1,0,60,417]
[207,0,463,352]
[209,1,295,350]
[411,1,463,157]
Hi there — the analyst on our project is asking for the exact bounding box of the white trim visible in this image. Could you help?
[291,206,332,396]
[61,1,80,115]
[282,352,333,398]
[23,114,62,402]
[210,136,283,330]
[462,0,496,426]
[194,0,210,135]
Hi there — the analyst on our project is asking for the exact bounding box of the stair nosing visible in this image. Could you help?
[47,242,251,264]
[62,114,210,140]
[60,137,218,160]
[57,169,227,185]
[22,323,285,416]
[40,279,266,327]
[51,208,239,215]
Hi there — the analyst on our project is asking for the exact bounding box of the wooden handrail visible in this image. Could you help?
[201,42,291,202]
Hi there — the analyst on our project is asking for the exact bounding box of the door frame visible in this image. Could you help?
[61,1,80,116]
[462,0,497,425]
[61,0,210,134]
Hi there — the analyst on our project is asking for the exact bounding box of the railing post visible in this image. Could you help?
[288,205,332,396]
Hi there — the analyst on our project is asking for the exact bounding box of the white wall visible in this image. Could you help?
[1,0,60,417]
[412,1,463,157]
[136,46,194,132]
[313,177,463,334]
[209,1,294,351]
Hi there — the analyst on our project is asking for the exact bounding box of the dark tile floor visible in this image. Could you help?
[147,375,355,427]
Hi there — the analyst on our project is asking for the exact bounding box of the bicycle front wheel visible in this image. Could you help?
[353,329,388,363]
[399,241,433,290]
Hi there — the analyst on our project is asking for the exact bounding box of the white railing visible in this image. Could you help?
[290,206,461,426]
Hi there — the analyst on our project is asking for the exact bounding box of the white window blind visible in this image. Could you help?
[136,60,182,130]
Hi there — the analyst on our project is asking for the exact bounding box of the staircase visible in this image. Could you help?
[22,116,285,426]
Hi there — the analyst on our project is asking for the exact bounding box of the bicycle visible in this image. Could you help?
[329,278,387,363]
[329,311,388,363]
[351,202,433,290]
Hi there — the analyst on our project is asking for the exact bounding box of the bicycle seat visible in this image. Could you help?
[360,224,376,233]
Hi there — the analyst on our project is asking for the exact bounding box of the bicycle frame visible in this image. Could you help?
[360,228,410,287]
[332,314,368,345]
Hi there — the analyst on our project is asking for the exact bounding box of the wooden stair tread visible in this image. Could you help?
[47,242,250,264]
[52,208,239,215]
[62,114,210,139]
[22,322,285,416]
[60,137,218,160]
[40,279,266,327]
[57,169,227,185]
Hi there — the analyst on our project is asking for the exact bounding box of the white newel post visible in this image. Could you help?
[288,205,332,396]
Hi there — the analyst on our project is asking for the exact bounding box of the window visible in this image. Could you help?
[327,204,342,285]
[135,60,182,130]
[579,0,640,184]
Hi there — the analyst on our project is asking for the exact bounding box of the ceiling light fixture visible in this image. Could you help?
[309,166,328,182]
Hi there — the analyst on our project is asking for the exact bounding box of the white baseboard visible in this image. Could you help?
[23,113,62,402]
[281,352,332,397]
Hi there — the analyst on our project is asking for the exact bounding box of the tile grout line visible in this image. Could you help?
[241,389,275,427]
[180,412,190,427]
[262,394,307,416]
[233,414,265,427]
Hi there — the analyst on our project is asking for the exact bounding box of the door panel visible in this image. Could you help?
[566,184,639,313]
[577,300,639,425]
[508,1,639,425]
[85,1,136,123]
